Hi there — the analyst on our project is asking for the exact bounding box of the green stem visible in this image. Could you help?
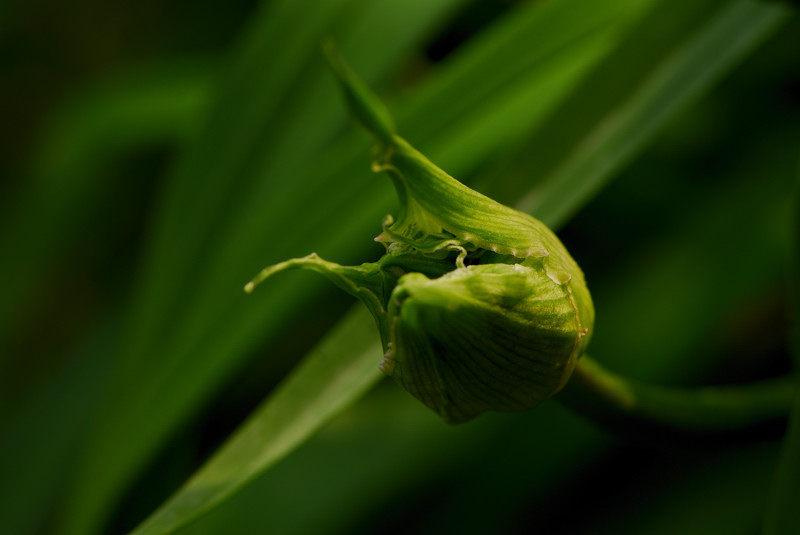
[558,355,796,439]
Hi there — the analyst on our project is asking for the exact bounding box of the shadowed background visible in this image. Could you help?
[1,1,798,534]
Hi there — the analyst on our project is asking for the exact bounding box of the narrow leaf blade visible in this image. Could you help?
[131,307,383,535]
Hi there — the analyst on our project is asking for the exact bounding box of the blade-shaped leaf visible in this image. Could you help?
[502,0,789,229]
[130,306,383,535]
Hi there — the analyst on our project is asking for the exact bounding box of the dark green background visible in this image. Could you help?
[1,1,798,534]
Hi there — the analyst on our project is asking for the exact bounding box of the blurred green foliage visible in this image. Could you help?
[0,1,798,534]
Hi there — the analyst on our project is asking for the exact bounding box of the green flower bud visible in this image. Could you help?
[383,262,589,423]
[246,48,594,423]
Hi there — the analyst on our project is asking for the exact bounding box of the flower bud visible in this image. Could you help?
[246,48,594,423]
[382,262,589,423]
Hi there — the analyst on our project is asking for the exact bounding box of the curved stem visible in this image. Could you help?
[557,355,797,440]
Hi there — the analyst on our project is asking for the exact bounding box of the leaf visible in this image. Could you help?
[130,307,384,535]
[0,64,212,535]
[499,0,789,229]
[0,317,122,535]
[175,397,607,535]
[0,62,212,381]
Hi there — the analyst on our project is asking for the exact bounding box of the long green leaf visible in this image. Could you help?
[506,0,789,228]
[130,307,383,535]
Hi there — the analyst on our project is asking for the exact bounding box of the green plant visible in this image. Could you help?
[1,1,798,534]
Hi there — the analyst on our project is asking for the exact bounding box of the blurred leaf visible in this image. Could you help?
[491,0,789,229]
[0,63,212,535]
[0,317,121,535]
[394,0,656,171]
[0,61,212,382]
